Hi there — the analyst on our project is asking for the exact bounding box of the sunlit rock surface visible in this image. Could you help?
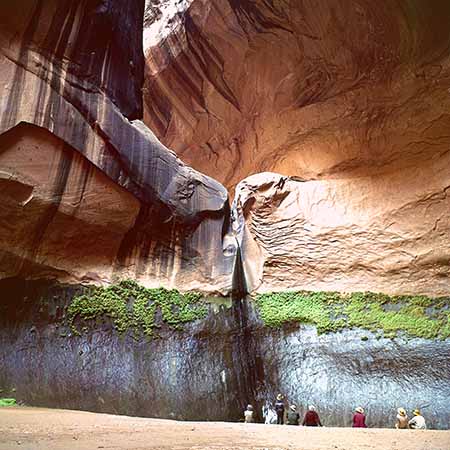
[233,165,450,296]
[144,0,450,189]
[0,0,231,291]
[145,0,450,296]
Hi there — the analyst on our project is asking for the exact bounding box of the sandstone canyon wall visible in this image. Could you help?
[0,0,233,292]
[0,0,449,430]
[144,0,450,296]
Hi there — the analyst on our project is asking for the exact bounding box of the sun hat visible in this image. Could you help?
[413,409,421,416]
[290,405,297,411]
[397,408,406,416]
[308,405,315,411]
[355,407,364,414]
[277,394,284,400]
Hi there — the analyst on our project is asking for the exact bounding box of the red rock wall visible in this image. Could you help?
[144,0,450,189]
[0,123,139,283]
[144,0,450,295]
[1,0,449,296]
[0,0,233,292]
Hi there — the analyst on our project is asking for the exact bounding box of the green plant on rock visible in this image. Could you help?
[67,280,207,338]
[0,398,16,407]
[254,291,450,340]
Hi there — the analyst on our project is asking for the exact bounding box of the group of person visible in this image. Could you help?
[396,407,427,430]
[244,394,427,429]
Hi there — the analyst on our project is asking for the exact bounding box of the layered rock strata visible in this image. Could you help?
[0,0,232,291]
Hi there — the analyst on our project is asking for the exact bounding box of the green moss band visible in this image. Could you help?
[67,280,207,338]
[66,282,450,340]
[254,291,450,340]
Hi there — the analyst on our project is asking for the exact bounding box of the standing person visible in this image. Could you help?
[352,407,367,428]
[302,405,323,427]
[244,404,254,423]
[287,405,300,425]
[275,394,285,425]
[408,409,426,429]
[395,408,408,429]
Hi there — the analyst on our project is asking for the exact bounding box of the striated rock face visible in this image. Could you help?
[1,0,145,121]
[145,0,450,296]
[144,0,450,189]
[0,0,232,291]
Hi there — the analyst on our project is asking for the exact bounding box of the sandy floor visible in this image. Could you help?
[0,407,449,450]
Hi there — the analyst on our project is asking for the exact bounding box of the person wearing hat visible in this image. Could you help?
[395,408,408,429]
[352,407,367,428]
[302,405,323,427]
[275,394,285,425]
[408,409,426,429]
[244,404,254,423]
[287,405,300,425]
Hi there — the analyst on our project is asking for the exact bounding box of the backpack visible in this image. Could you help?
[275,401,284,412]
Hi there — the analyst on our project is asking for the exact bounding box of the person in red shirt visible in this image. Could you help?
[302,405,323,426]
[352,407,367,428]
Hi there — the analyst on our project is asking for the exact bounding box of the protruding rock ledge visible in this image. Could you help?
[0,0,232,291]
[233,168,450,297]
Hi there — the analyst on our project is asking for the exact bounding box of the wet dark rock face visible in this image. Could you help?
[0,0,145,120]
[1,279,449,429]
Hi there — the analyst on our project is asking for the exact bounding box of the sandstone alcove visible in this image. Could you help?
[0,0,449,430]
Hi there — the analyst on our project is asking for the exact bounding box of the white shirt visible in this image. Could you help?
[409,415,426,429]
[244,410,254,423]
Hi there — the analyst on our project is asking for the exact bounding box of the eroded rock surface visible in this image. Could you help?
[0,0,232,291]
[144,0,450,189]
[233,163,450,296]
[145,0,450,296]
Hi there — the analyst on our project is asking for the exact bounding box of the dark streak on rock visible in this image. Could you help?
[19,139,74,275]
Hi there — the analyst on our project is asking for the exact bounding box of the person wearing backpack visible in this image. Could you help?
[275,394,285,425]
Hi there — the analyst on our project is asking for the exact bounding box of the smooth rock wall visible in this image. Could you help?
[1,279,449,429]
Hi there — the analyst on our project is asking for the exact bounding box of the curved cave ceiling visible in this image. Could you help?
[143,0,450,190]
[0,0,449,296]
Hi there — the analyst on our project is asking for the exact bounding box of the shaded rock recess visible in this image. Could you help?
[0,0,233,292]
